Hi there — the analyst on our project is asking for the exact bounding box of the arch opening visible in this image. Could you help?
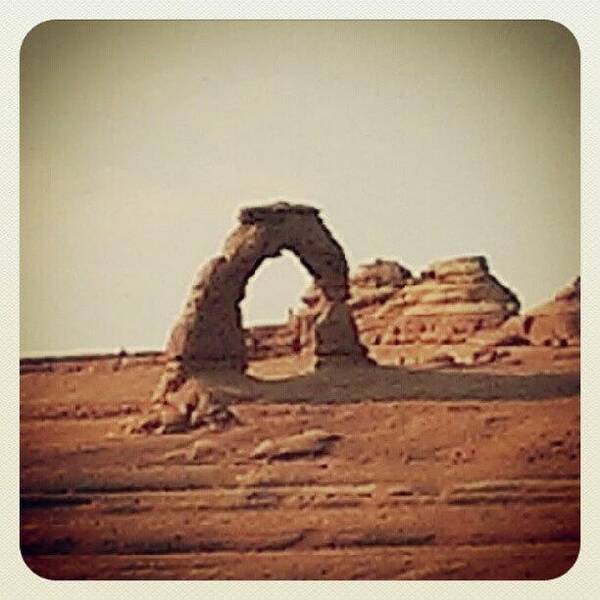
[240,251,314,366]
[240,250,312,328]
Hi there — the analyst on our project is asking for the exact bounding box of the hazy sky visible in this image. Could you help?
[20,20,579,356]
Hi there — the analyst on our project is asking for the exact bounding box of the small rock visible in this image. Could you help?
[429,346,497,367]
[119,412,160,434]
[163,449,188,462]
[189,439,225,462]
[251,429,341,461]
[251,439,277,459]
[469,348,497,365]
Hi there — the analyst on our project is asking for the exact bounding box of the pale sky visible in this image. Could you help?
[20,20,579,356]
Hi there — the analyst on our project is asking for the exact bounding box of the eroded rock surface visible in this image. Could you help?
[152,201,369,403]
[366,256,519,345]
[124,380,239,435]
[295,256,519,349]
[468,277,580,348]
[524,277,580,346]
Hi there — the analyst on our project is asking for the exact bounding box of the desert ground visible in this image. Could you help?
[20,345,579,580]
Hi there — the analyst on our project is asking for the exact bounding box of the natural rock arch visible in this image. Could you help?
[152,202,369,402]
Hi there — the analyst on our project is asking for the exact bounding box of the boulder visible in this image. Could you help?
[189,439,226,462]
[250,429,341,461]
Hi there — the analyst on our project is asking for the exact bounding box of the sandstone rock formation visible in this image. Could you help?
[525,276,580,346]
[470,277,580,347]
[371,256,519,345]
[351,259,413,290]
[124,380,240,435]
[313,259,414,317]
[296,256,519,348]
[151,202,369,403]
[294,259,412,350]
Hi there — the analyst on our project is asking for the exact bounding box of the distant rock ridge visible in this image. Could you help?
[469,277,580,347]
[245,257,580,358]
[294,255,520,348]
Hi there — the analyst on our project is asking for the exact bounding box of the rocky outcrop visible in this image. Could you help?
[525,277,580,346]
[124,380,240,435]
[351,259,413,290]
[151,202,369,403]
[297,256,519,348]
[369,256,519,345]
[244,261,580,358]
[302,259,413,314]
[296,259,413,349]
[470,277,580,347]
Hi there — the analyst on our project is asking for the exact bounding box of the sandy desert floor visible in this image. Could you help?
[20,345,580,580]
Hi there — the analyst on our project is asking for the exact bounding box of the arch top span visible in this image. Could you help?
[153,201,369,402]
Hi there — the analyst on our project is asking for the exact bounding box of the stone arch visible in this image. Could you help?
[152,202,369,401]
